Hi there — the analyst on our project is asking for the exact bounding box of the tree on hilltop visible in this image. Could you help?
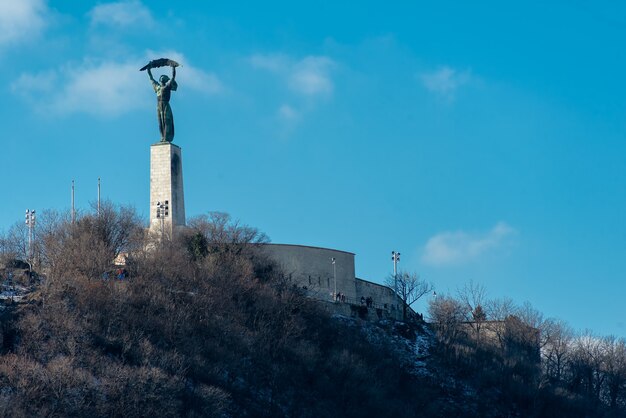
[457,281,487,346]
[386,271,433,322]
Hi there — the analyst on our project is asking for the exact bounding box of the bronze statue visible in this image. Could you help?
[141,59,180,143]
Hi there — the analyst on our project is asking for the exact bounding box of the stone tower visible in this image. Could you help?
[149,142,185,236]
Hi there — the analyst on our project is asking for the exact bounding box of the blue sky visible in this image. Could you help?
[1,0,625,338]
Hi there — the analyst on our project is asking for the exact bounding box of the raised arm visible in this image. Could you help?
[171,66,176,82]
[147,68,157,83]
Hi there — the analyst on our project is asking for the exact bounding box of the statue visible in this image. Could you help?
[141,58,180,143]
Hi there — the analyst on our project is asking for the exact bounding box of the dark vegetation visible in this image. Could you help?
[0,204,623,417]
[0,206,431,417]
[428,283,626,417]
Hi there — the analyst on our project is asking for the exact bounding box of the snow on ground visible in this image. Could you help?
[0,291,24,301]
[331,314,436,376]
[0,284,31,302]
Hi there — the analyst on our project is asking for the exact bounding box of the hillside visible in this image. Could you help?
[0,207,624,417]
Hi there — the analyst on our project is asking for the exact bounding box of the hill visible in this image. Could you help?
[0,205,624,417]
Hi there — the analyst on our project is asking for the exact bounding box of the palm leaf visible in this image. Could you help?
[140,58,181,71]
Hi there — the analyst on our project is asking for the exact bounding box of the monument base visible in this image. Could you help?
[149,142,186,236]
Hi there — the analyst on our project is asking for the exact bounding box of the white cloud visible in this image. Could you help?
[289,56,334,96]
[88,0,154,28]
[250,53,334,133]
[63,63,145,115]
[12,62,145,116]
[11,71,56,94]
[182,67,223,95]
[250,53,335,97]
[419,66,471,100]
[250,53,289,72]
[0,0,48,46]
[421,222,516,266]
[278,104,299,122]
[12,51,222,117]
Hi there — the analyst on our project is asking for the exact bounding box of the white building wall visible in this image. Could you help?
[260,244,357,301]
[260,244,409,321]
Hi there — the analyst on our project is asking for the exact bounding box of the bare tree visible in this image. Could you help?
[569,331,606,401]
[386,271,432,321]
[542,318,574,384]
[515,301,550,359]
[486,297,516,321]
[485,297,516,348]
[36,203,143,279]
[457,281,487,345]
[184,212,271,276]
[1,222,29,262]
[0,231,18,265]
[90,200,144,259]
[428,294,465,346]
[602,336,626,409]
[34,209,71,270]
[188,212,268,246]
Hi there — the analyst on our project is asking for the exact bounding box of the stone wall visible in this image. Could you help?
[260,244,407,321]
[318,300,398,322]
[260,244,356,301]
[355,278,403,319]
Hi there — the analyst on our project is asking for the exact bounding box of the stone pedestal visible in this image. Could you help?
[149,142,186,236]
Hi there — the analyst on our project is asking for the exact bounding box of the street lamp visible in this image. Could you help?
[391,250,400,295]
[25,209,36,272]
[331,257,337,301]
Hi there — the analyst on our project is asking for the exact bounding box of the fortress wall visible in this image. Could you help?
[355,278,403,320]
[355,278,397,308]
[260,244,357,301]
[260,244,413,322]
[318,300,398,322]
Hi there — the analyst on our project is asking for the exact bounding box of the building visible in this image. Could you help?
[260,244,414,321]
